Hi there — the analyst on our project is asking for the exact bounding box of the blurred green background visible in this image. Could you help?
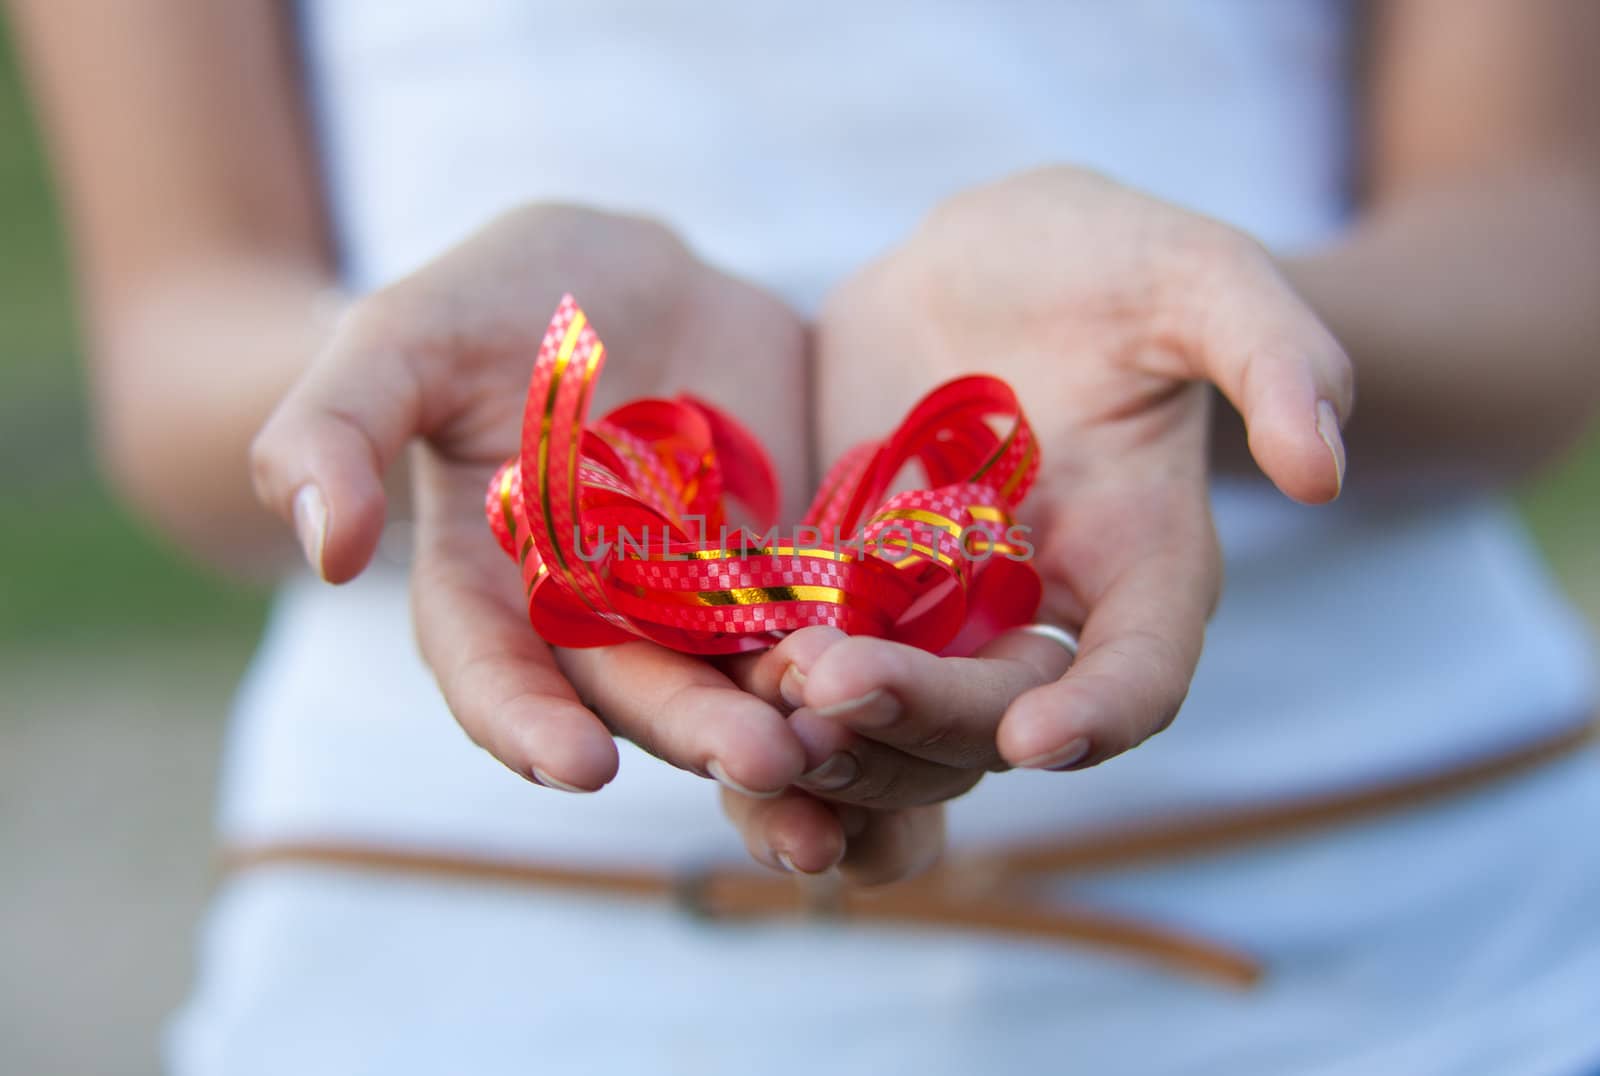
[0,15,1597,644]
[0,19,266,647]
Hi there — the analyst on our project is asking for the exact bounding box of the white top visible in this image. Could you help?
[218,0,1598,864]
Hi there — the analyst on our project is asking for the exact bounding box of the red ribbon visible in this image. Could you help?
[487,295,1042,656]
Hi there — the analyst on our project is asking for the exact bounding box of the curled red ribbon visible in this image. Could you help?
[487,295,1042,656]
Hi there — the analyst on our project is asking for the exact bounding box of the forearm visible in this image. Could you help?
[93,255,339,578]
[1281,163,1600,486]
[9,0,334,577]
[1213,0,1600,490]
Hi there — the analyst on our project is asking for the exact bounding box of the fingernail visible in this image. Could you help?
[708,759,783,799]
[531,767,592,793]
[779,664,807,710]
[1018,737,1091,771]
[1316,400,1346,497]
[776,851,799,874]
[798,751,859,792]
[812,689,900,728]
[293,484,329,578]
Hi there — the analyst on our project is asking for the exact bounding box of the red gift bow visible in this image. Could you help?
[487,295,1042,656]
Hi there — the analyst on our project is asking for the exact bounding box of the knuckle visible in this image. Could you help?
[449,649,522,706]
[494,200,568,230]
[1123,626,1190,682]
[613,210,685,254]
[317,300,416,389]
[1180,221,1271,301]
[922,184,982,233]
[492,201,609,253]
[455,685,532,761]
[337,290,410,354]
[911,720,955,754]
[620,697,679,762]
[512,202,687,264]
[626,722,666,765]
[915,726,995,771]
[1201,218,1267,270]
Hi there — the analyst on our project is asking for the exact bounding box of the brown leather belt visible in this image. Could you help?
[222,719,1597,989]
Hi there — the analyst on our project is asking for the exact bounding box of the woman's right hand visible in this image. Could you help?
[251,207,814,799]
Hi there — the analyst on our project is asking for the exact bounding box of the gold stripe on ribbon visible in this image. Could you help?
[568,337,610,603]
[617,582,848,607]
[497,466,527,565]
[999,436,1036,499]
[873,507,967,538]
[881,542,957,569]
[969,419,1019,483]
[536,311,587,572]
[535,312,612,619]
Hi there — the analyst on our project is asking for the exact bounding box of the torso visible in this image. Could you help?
[218,0,1597,863]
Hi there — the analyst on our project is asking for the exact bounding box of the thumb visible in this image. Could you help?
[250,302,425,582]
[1183,240,1355,504]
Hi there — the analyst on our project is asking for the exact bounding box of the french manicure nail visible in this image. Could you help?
[293,484,329,578]
[779,664,807,710]
[812,689,900,727]
[1018,737,1091,771]
[798,752,859,792]
[531,767,592,793]
[1316,400,1346,497]
[708,759,783,799]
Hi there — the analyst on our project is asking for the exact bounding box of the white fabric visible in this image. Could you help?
[173,0,1600,1071]
[175,747,1600,1076]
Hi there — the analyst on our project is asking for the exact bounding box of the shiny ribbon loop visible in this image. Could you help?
[487,295,1043,655]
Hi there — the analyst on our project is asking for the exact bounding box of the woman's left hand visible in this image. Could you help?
[721,167,1354,882]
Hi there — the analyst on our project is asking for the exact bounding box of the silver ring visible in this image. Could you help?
[1016,623,1080,658]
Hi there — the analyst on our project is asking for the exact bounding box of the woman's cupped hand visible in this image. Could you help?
[252,170,1353,883]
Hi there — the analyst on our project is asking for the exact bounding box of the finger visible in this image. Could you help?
[719,787,853,875]
[557,643,807,797]
[839,805,946,887]
[998,541,1216,772]
[786,708,985,808]
[719,625,849,710]
[251,298,427,582]
[410,544,621,795]
[1183,241,1355,504]
[789,632,1074,768]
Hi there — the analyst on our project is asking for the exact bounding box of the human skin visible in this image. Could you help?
[722,3,1600,879]
[11,1,1600,880]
